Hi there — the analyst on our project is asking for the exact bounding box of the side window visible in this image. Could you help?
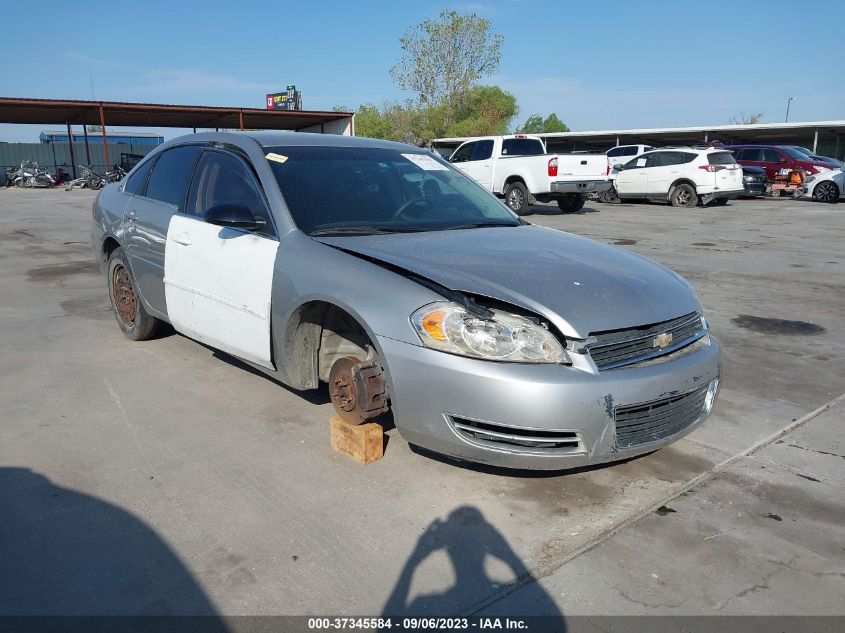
[471,140,494,161]
[742,149,764,161]
[625,153,651,169]
[622,146,639,156]
[450,143,474,163]
[124,157,155,195]
[679,152,697,164]
[145,145,203,209]
[187,150,273,235]
[607,147,623,158]
[763,149,785,163]
[645,152,664,168]
[732,149,746,161]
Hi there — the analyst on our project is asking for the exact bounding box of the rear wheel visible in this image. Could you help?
[669,184,698,208]
[504,181,531,215]
[556,194,586,213]
[107,247,159,341]
[814,181,840,203]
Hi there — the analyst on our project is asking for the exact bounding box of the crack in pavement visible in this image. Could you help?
[463,392,845,616]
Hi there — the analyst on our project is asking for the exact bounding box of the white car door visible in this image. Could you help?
[647,151,684,196]
[614,154,652,196]
[164,149,279,368]
[459,139,495,189]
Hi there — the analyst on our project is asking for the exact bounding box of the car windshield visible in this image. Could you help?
[264,145,520,235]
[781,147,814,160]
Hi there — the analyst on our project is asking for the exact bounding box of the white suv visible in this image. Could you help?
[613,148,744,207]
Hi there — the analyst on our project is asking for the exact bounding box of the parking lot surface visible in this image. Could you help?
[0,189,843,618]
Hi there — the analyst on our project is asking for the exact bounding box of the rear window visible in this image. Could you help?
[708,152,737,165]
[607,147,623,157]
[144,145,203,208]
[501,138,545,156]
[124,157,155,195]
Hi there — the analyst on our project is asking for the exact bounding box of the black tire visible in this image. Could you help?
[599,187,619,204]
[814,180,840,203]
[669,183,698,208]
[107,247,159,341]
[556,194,586,213]
[504,181,531,215]
[90,179,104,191]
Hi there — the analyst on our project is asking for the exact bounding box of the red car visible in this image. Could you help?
[727,145,832,180]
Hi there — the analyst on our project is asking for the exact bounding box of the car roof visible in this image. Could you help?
[244,130,421,151]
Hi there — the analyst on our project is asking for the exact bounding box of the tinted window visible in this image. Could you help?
[145,146,202,208]
[708,152,737,165]
[187,150,271,232]
[265,145,519,235]
[762,149,785,163]
[738,148,764,161]
[607,147,623,157]
[124,157,155,195]
[501,138,545,156]
[450,143,474,163]
[622,146,639,156]
[471,140,494,161]
[624,152,653,169]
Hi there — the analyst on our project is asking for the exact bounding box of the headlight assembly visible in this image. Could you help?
[411,301,570,364]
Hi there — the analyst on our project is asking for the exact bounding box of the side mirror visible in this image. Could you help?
[613,164,623,172]
[204,203,265,231]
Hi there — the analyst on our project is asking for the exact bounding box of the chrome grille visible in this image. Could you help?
[449,416,582,453]
[614,386,708,448]
[588,312,705,370]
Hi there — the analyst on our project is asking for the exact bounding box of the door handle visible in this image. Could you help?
[172,233,192,246]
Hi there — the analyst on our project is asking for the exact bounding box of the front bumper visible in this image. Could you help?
[743,182,768,196]
[551,179,612,194]
[379,334,722,470]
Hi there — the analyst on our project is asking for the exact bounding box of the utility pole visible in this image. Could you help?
[785,97,795,122]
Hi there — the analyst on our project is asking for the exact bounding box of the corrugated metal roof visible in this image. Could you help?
[40,129,163,138]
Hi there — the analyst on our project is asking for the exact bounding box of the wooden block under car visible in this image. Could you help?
[329,416,384,464]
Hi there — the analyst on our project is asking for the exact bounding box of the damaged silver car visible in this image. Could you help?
[91,132,721,470]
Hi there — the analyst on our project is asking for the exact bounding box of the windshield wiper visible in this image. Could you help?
[309,226,424,236]
[444,221,520,231]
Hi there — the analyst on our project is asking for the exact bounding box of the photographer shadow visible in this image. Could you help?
[382,506,565,630]
[0,466,226,629]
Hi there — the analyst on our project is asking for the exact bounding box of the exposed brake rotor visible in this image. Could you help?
[328,355,388,425]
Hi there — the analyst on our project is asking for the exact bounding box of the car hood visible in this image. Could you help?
[313,225,700,339]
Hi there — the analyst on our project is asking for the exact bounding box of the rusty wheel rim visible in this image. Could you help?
[112,264,136,327]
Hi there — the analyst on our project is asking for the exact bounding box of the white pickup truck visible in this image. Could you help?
[448,134,611,215]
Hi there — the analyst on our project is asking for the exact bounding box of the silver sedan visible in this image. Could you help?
[91,132,721,470]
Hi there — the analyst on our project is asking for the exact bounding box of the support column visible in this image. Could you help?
[66,122,77,179]
[812,128,819,154]
[239,109,244,131]
[99,104,110,169]
[83,125,91,166]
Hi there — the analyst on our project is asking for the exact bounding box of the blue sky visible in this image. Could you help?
[1,0,843,141]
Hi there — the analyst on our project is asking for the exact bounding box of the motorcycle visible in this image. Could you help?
[13,161,56,188]
[65,165,106,191]
[104,165,126,183]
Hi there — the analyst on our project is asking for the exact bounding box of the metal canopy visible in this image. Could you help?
[0,97,353,131]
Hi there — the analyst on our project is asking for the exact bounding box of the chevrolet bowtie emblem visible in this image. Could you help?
[654,332,673,349]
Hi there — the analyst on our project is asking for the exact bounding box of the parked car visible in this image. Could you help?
[613,148,744,207]
[91,132,721,471]
[728,145,832,181]
[788,146,843,170]
[606,144,654,172]
[800,169,843,203]
[449,134,611,214]
[740,166,768,197]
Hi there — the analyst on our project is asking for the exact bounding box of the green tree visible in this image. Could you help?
[390,11,503,130]
[445,86,518,138]
[516,113,569,134]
